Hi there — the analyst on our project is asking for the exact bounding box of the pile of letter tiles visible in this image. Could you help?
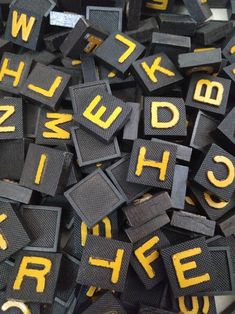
[1,0,235,313]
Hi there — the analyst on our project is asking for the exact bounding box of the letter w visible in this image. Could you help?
[11,10,36,42]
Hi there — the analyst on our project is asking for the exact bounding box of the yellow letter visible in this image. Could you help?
[34,154,47,185]
[141,57,175,83]
[1,301,31,314]
[193,79,224,106]
[178,296,209,314]
[0,214,7,250]
[86,286,97,297]
[28,76,63,98]
[86,286,103,298]
[0,105,16,132]
[207,156,235,188]
[145,0,168,10]
[89,249,124,284]
[108,71,117,78]
[203,191,229,209]
[185,196,196,206]
[13,256,52,293]
[151,101,179,128]
[230,46,235,54]
[43,113,73,139]
[178,296,199,314]
[71,59,82,66]
[81,217,112,247]
[11,10,36,42]
[135,146,170,181]
[84,35,103,53]
[115,34,136,63]
[134,236,160,279]
[194,48,215,53]
[83,95,122,129]
[0,58,25,87]
[172,248,211,288]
